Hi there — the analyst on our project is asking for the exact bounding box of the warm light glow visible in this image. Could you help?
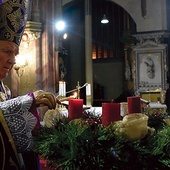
[59,94,77,102]
[15,54,28,67]
[14,54,28,77]
[73,92,77,98]
[21,21,42,45]
[22,33,29,41]
[63,33,67,39]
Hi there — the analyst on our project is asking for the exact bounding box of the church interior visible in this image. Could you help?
[5,0,170,106]
[2,0,170,169]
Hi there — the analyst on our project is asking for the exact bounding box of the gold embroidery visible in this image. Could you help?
[0,92,7,102]
[7,8,25,32]
[0,0,29,45]
[0,81,10,101]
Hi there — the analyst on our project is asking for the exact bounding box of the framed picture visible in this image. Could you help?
[133,42,168,93]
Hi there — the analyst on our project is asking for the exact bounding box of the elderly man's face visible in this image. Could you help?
[0,41,19,80]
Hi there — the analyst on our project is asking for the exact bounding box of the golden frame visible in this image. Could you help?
[133,41,168,93]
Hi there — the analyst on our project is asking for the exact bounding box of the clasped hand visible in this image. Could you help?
[33,90,61,110]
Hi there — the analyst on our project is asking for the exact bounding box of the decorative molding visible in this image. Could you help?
[132,32,168,93]
[132,31,170,45]
[22,21,42,43]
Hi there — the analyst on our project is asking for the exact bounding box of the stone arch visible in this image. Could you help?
[63,0,168,32]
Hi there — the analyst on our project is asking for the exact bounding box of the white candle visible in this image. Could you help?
[59,81,63,96]
[59,81,66,96]
[120,102,128,117]
[63,81,66,96]
[86,83,91,96]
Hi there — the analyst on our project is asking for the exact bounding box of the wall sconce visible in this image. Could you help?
[14,55,28,77]
[22,21,42,44]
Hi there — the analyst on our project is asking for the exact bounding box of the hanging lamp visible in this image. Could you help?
[101,14,109,24]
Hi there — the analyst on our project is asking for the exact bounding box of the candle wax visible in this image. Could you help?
[102,103,121,127]
[68,99,83,120]
[86,83,91,96]
[127,96,142,114]
[59,81,66,96]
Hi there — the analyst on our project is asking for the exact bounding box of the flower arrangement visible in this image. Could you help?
[34,109,170,170]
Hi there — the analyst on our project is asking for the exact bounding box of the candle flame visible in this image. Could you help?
[73,92,77,98]
[59,94,77,102]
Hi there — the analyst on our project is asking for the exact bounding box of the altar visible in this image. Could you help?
[143,102,167,115]
[55,102,167,118]
[37,97,170,170]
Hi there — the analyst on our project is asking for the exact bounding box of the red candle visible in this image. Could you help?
[68,99,83,120]
[127,96,141,114]
[102,103,121,127]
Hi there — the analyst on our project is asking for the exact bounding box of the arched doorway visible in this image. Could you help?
[61,0,136,105]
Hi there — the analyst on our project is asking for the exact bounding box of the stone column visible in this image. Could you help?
[85,0,93,105]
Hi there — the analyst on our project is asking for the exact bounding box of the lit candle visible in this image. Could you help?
[60,94,76,102]
[86,83,91,106]
[120,102,128,117]
[59,81,66,96]
[102,103,121,127]
[68,99,83,120]
[63,81,66,96]
[127,96,142,114]
[86,83,91,96]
